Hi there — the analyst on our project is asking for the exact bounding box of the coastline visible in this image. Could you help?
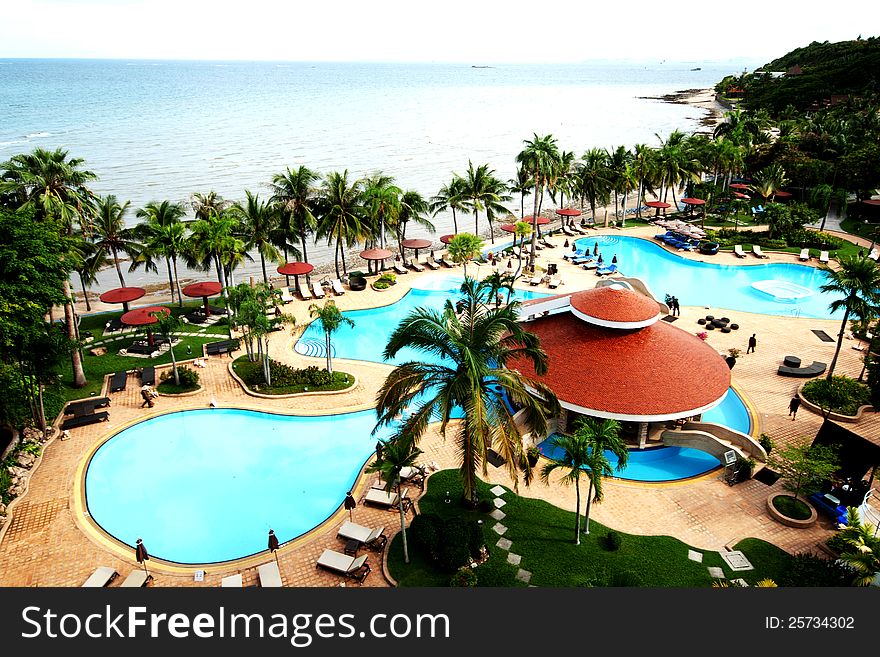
[643,87,726,132]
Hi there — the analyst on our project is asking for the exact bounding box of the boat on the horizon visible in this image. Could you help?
[691,67,702,71]
[471,65,493,69]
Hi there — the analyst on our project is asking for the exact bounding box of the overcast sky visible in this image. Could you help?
[0,0,873,64]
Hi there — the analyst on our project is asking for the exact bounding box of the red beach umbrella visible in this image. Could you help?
[182,281,222,316]
[121,305,170,346]
[439,234,455,245]
[555,208,582,218]
[521,215,551,225]
[729,183,750,190]
[645,201,671,218]
[99,286,146,313]
[500,223,518,234]
[773,190,792,200]
[400,238,432,260]
[360,248,394,274]
[277,262,314,296]
[680,198,705,205]
[733,192,748,199]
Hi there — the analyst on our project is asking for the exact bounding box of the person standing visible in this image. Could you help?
[747,334,757,354]
[672,296,680,316]
[788,396,801,420]
[140,384,155,408]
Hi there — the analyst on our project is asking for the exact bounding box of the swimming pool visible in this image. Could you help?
[573,235,842,319]
[84,408,394,564]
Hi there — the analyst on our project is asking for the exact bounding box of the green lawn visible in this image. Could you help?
[231,355,354,395]
[388,470,792,587]
[78,301,230,342]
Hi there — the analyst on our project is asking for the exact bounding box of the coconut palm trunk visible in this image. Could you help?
[574,478,582,544]
[63,280,87,387]
[78,274,92,311]
[584,479,594,534]
[396,474,409,562]
[827,306,850,380]
[112,245,126,287]
[164,255,175,304]
[172,258,184,308]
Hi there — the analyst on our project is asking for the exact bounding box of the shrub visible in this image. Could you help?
[759,433,773,454]
[477,499,493,514]
[348,271,365,279]
[605,530,623,551]
[826,531,849,555]
[378,272,397,284]
[373,280,390,290]
[449,567,478,587]
[437,517,473,571]
[801,376,871,416]
[410,513,442,559]
[777,553,854,587]
[160,366,199,388]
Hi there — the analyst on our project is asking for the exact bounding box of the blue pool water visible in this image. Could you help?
[573,235,842,319]
[85,408,395,564]
[537,387,751,481]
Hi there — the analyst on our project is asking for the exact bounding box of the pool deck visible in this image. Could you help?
[2,223,877,587]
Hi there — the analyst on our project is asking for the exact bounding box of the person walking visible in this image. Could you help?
[747,334,757,354]
[788,395,801,420]
[140,384,155,408]
[672,296,680,316]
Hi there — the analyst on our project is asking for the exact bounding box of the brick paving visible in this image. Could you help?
[1,225,876,586]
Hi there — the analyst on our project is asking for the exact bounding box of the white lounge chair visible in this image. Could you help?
[424,257,439,270]
[733,244,747,258]
[221,574,243,587]
[316,549,371,582]
[337,521,387,551]
[752,245,769,259]
[562,225,576,236]
[441,255,456,268]
[311,281,325,299]
[799,248,810,261]
[529,274,543,286]
[548,276,562,289]
[331,279,346,296]
[869,248,880,261]
[819,250,830,263]
[393,262,409,275]
[540,238,556,248]
[406,258,425,272]
[280,287,296,303]
[299,284,313,301]
[82,566,118,587]
[364,486,409,509]
[121,570,152,587]
[258,561,283,587]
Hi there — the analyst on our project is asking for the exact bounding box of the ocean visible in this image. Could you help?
[0,59,741,291]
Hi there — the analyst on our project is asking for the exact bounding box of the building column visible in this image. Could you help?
[638,422,649,449]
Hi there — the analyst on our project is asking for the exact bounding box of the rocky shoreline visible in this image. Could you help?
[640,87,726,131]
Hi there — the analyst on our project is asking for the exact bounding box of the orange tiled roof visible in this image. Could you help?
[570,286,661,326]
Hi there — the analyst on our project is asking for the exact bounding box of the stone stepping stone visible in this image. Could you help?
[720,550,754,571]
[707,566,725,579]
[493,497,506,509]
[507,553,522,566]
[515,569,532,584]
[687,549,703,563]
[492,523,508,536]
[732,578,749,587]
[490,509,506,521]
[490,485,506,497]
[496,538,512,551]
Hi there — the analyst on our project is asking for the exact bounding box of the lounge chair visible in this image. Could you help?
[392,262,409,275]
[424,257,439,270]
[121,570,152,587]
[331,279,346,296]
[299,284,313,301]
[258,562,283,587]
[563,250,585,261]
[337,521,387,551]
[221,574,243,587]
[819,251,830,264]
[596,264,619,276]
[869,248,880,261]
[733,244,747,258]
[61,410,110,430]
[752,245,769,259]
[548,276,561,289]
[316,549,371,583]
[364,486,409,509]
[82,566,118,587]
[140,366,155,386]
[311,281,326,299]
[510,246,521,258]
[65,397,111,416]
[109,371,128,392]
[540,238,556,248]
[280,287,296,303]
[799,248,810,261]
[205,339,239,356]
[529,274,543,286]
[441,255,456,268]
[582,261,599,270]
[406,258,425,272]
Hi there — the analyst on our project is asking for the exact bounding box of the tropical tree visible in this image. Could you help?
[750,163,789,204]
[151,311,182,386]
[315,170,364,279]
[88,194,138,287]
[575,148,612,226]
[0,147,98,388]
[446,232,484,277]
[516,134,560,266]
[540,432,592,544]
[191,190,230,221]
[269,165,320,275]
[767,438,839,502]
[308,299,354,374]
[572,417,626,534]
[479,270,515,306]
[430,176,466,235]
[70,236,107,312]
[366,436,422,564]
[362,174,402,251]
[133,200,188,306]
[512,221,531,280]
[835,507,880,586]
[231,190,285,284]
[819,255,880,379]
[508,167,532,220]
[459,161,510,244]
[226,282,287,384]
[395,189,434,248]
[185,209,241,304]
[373,278,560,503]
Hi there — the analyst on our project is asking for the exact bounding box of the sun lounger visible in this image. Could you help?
[424,257,439,270]
[540,238,556,248]
[311,281,326,299]
[109,371,128,392]
[529,274,543,286]
[548,276,561,289]
[331,279,346,296]
[596,264,619,276]
[316,549,371,582]
[65,397,111,416]
[140,366,155,386]
[799,248,810,261]
[406,258,425,272]
[563,250,585,261]
[869,248,880,261]
[582,261,599,270]
[205,339,239,356]
[221,574,243,587]
[82,566,118,587]
[733,244,747,258]
[364,486,410,509]
[298,283,313,301]
[61,410,110,430]
[752,245,769,259]
[280,287,296,303]
[392,262,409,275]
[337,521,388,551]
[121,570,152,587]
[258,562,283,587]
[441,256,456,268]
[819,251,830,264]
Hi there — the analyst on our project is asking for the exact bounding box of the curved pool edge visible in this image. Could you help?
[71,405,383,574]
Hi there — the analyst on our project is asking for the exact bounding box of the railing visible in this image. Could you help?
[858,490,880,537]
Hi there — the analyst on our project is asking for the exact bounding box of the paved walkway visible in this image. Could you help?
[1,222,875,587]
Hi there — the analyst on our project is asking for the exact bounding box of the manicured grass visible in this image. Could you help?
[156,379,200,394]
[388,470,792,587]
[732,538,791,584]
[78,301,230,342]
[231,356,354,395]
[772,494,812,520]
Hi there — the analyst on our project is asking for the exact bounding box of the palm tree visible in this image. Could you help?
[820,255,880,379]
[540,432,592,544]
[835,508,880,586]
[396,190,434,248]
[191,190,230,221]
[575,148,612,226]
[512,221,531,280]
[750,164,789,204]
[573,417,625,534]
[459,161,510,245]
[508,167,532,219]
[516,134,560,267]
[133,200,188,306]
[362,174,402,251]
[151,311,182,385]
[70,236,107,312]
[373,278,560,503]
[269,165,320,274]
[479,270,515,306]
[315,170,364,279]
[446,232,484,277]
[430,176,466,235]
[231,190,285,285]
[88,194,139,287]
[308,300,354,374]
[366,436,422,564]
[0,147,98,388]
[185,209,242,313]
